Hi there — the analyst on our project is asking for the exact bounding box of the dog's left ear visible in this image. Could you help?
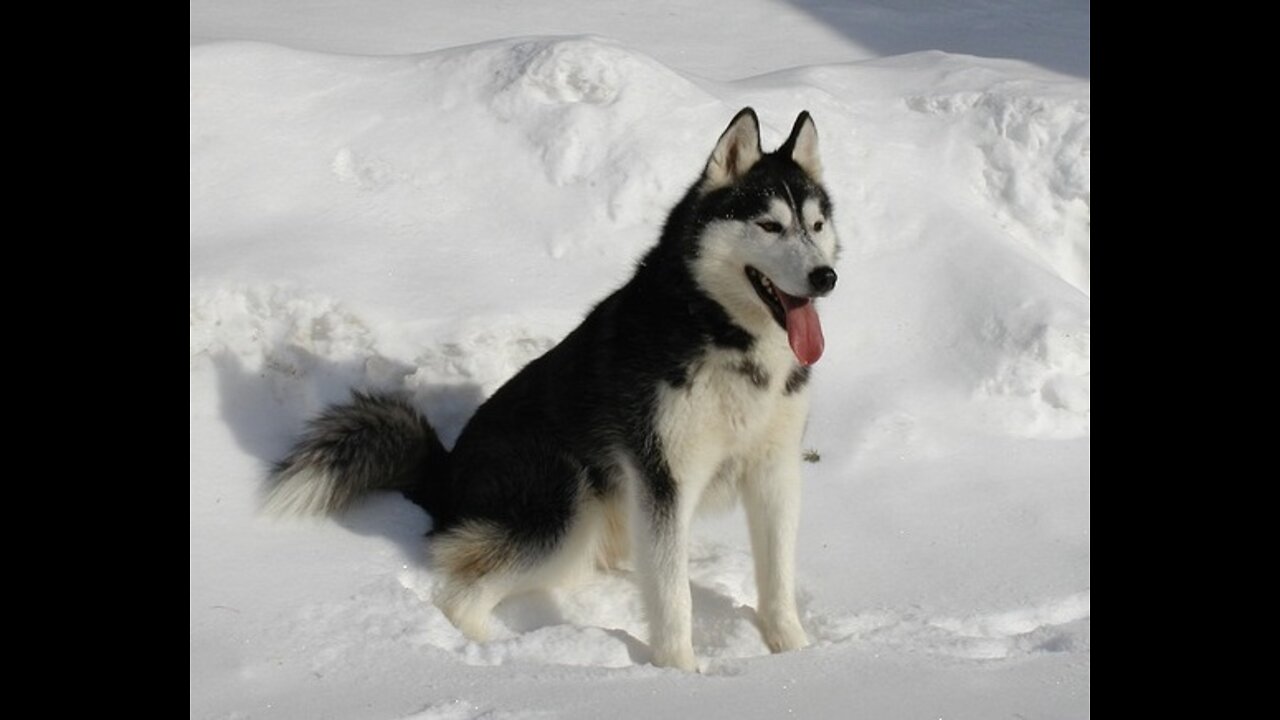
[780,111,822,181]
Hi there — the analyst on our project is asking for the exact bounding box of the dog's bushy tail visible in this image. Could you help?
[264,391,446,517]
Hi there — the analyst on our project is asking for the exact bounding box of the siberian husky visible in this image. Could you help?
[268,108,839,671]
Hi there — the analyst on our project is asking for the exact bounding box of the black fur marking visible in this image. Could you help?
[735,359,771,389]
[586,464,615,497]
[785,365,811,395]
[712,322,755,352]
[624,430,678,526]
[665,366,691,388]
[639,452,678,525]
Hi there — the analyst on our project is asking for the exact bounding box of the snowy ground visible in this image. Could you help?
[190,2,1089,718]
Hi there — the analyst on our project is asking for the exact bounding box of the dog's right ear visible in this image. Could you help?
[702,108,763,191]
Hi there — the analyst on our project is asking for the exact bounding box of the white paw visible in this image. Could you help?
[651,643,699,672]
[760,613,809,653]
[436,594,492,642]
[455,614,492,643]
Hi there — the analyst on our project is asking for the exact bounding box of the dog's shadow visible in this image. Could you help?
[211,347,484,568]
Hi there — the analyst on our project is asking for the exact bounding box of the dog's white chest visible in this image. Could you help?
[653,345,807,477]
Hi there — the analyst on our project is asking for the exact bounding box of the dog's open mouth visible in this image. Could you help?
[745,266,825,366]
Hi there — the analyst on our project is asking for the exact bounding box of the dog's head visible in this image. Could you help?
[689,108,840,366]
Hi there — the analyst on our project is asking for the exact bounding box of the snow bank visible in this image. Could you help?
[191,32,1089,720]
[191,39,1089,436]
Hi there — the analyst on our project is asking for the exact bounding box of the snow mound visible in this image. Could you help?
[190,37,717,277]
[192,27,1089,719]
[973,302,1090,437]
[818,591,1089,661]
[191,284,561,448]
[907,88,1090,293]
[190,285,376,364]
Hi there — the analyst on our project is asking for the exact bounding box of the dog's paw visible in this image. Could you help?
[435,591,493,643]
[651,643,700,672]
[760,614,810,654]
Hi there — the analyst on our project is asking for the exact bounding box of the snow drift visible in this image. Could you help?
[191,32,1089,720]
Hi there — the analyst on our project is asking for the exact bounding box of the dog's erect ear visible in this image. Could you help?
[703,108,763,190]
[780,111,822,181]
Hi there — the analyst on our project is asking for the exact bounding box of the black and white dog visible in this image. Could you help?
[269,108,839,670]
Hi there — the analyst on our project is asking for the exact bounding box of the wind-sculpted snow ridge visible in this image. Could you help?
[906,88,1090,295]
[190,37,716,271]
[191,284,558,446]
[816,590,1090,661]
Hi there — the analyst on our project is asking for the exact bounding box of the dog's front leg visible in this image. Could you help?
[741,443,810,653]
[630,463,701,672]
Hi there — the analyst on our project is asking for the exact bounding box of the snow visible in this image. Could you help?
[191,3,1089,718]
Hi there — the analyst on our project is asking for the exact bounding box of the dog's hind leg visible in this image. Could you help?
[596,490,631,571]
[434,576,508,642]
[431,491,610,641]
[430,520,519,642]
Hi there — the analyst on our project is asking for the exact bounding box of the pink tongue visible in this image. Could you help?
[779,293,824,366]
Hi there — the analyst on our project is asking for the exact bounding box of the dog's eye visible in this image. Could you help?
[813,220,824,232]
[757,220,783,234]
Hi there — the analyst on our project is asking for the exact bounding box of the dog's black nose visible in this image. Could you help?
[809,266,837,295]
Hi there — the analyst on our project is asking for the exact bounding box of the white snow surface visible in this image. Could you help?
[191,3,1089,718]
